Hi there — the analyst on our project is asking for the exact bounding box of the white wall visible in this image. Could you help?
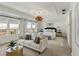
[66,14,70,47]
[65,3,79,56]
[67,3,79,56]
[66,11,74,48]
[71,3,79,56]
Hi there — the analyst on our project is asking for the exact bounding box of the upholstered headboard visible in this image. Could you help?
[45,27,57,32]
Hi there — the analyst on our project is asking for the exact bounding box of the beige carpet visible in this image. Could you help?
[0,37,71,56]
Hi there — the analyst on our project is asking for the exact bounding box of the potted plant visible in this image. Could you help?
[8,40,16,50]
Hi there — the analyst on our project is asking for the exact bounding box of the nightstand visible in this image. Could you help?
[56,32,62,37]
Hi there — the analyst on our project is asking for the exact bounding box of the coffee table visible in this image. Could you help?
[6,46,23,56]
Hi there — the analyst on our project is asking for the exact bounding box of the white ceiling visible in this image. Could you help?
[0,2,73,20]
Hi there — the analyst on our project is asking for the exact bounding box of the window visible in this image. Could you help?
[9,24,19,34]
[10,24,19,29]
[0,23,7,29]
[0,17,7,36]
[31,23,37,32]
[25,21,37,34]
[32,23,36,29]
[0,23,7,35]
[0,16,20,36]
[8,19,19,35]
[27,22,31,29]
[25,22,31,33]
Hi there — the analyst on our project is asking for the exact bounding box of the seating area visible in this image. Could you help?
[18,36,48,53]
[0,2,77,56]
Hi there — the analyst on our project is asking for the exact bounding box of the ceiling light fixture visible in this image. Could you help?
[35,16,43,21]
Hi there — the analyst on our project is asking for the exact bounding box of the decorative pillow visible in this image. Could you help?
[25,35,32,40]
[34,37,41,44]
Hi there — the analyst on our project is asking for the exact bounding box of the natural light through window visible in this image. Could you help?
[0,23,7,35]
[0,23,7,29]
[10,24,19,29]
[27,22,31,29]
[9,19,19,35]
[32,23,36,29]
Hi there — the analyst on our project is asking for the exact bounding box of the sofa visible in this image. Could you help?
[18,36,48,53]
